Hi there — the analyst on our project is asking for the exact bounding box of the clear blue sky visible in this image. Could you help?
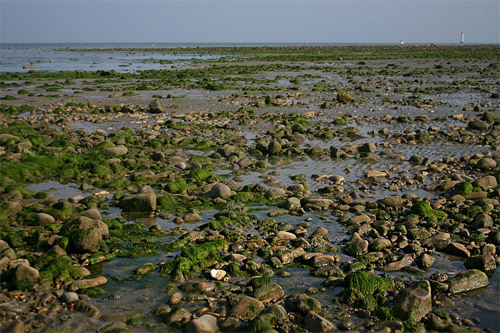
[1,0,499,44]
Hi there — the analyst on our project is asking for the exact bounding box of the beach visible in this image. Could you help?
[0,45,499,332]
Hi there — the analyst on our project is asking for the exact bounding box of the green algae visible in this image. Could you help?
[164,178,188,193]
[454,182,477,195]
[160,239,228,278]
[410,201,447,222]
[80,287,106,298]
[340,271,393,311]
[39,256,81,284]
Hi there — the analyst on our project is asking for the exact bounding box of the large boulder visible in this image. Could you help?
[208,183,232,199]
[254,283,284,303]
[304,311,337,332]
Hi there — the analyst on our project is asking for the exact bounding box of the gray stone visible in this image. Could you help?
[102,145,128,157]
[471,213,493,229]
[61,292,79,304]
[164,307,192,325]
[369,237,391,251]
[78,208,102,221]
[416,253,435,268]
[208,183,232,199]
[449,269,489,293]
[304,311,336,332]
[119,186,157,212]
[267,141,282,155]
[311,227,328,238]
[266,187,286,200]
[185,314,218,333]
[468,119,489,131]
[464,254,496,271]
[444,242,470,258]
[477,157,497,169]
[296,294,322,314]
[254,283,284,303]
[148,99,164,113]
[230,296,264,320]
[394,280,432,323]
[13,264,39,290]
[35,213,55,226]
[344,232,368,256]
[474,175,498,190]
[380,195,404,209]
[285,197,301,210]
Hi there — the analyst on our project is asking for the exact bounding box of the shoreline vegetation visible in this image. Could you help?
[0,45,499,332]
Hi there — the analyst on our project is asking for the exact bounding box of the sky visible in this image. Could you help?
[1,0,499,44]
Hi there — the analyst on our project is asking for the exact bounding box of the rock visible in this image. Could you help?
[69,226,103,254]
[218,144,239,157]
[304,311,337,332]
[337,93,354,103]
[183,213,202,222]
[68,276,107,292]
[279,247,306,264]
[230,296,264,320]
[416,253,435,268]
[210,269,226,281]
[285,197,301,210]
[268,141,282,155]
[296,294,322,313]
[119,186,157,212]
[164,307,191,326]
[35,213,55,226]
[359,142,377,153]
[148,99,164,113]
[394,280,432,323]
[102,145,128,157]
[13,264,39,290]
[364,170,388,181]
[344,232,368,256]
[444,242,470,258]
[168,292,183,305]
[134,263,157,275]
[449,269,489,293]
[180,282,215,294]
[380,195,404,209]
[264,304,288,323]
[254,283,284,302]
[266,187,286,200]
[477,158,497,169]
[61,292,79,304]
[348,214,371,225]
[248,312,278,332]
[474,175,498,190]
[369,237,391,251]
[185,314,218,333]
[311,227,328,238]
[208,183,232,199]
[276,231,296,241]
[77,208,102,220]
[382,254,414,272]
[72,300,100,316]
[464,254,496,271]
[0,133,19,145]
[468,119,489,131]
[471,213,493,229]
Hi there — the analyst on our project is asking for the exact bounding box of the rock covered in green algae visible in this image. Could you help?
[230,296,265,320]
[394,280,432,323]
[340,271,393,311]
[449,269,489,293]
[118,186,157,212]
[254,283,284,303]
[410,201,447,221]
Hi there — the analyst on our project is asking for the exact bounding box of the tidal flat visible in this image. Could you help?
[0,45,499,332]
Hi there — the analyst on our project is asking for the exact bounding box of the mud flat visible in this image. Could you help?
[0,46,499,332]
